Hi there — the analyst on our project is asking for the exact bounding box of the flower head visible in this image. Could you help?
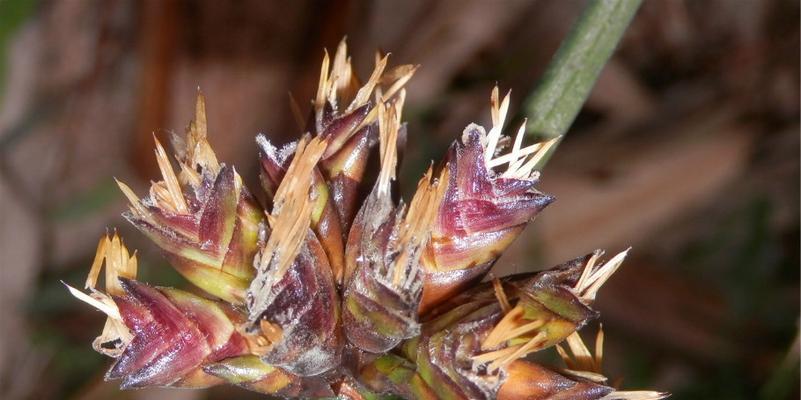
[117,94,262,304]
[66,38,666,400]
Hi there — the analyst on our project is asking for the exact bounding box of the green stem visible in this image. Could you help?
[759,330,800,400]
[524,0,642,140]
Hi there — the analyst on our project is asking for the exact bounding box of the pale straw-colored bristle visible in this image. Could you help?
[484,86,511,163]
[352,63,416,134]
[377,101,399,197]
[471,345,521,364]
[181,92,220,178]
[481,305,547,352]
[271,136,327,213]
[327,38,350,108]
[178,162,202,188]
[149,181,175,212]
[347,54,388,112]
[194,92,208,139]
[574,249,630,302]
[495,319,545,347]
[115,179,151,221]
[575,251,603,297]
[258,136,327,281]
[479,292,561,370]
[480,86,557,181]
[254,197,311,290]
[487,331,547,373]
[486,124,540,168]
[556,326,668,399]
[381,64,418,102]
[595,324,605,368]
[312,40,415,153]
[482,305,523,350]
[566,331,595,368]
[153,137,189,214]
[556,342,575,369]
[557,331,602,373]
[503,136,559,179]
[562,368,609,384]
[491,277,512,313]
[84,233,138,296]
[599,391,671,400]
[85,235,109,290]
[315,49,331,116]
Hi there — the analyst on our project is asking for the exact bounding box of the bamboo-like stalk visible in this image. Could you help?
[524,0,642,164]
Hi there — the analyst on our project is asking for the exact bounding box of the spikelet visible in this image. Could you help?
[417,87,556,314]
[247,135,342,376]
[343,97,448,353]
[118,92,262,304]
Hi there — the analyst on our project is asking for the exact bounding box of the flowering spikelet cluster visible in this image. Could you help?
[67,39,667,399]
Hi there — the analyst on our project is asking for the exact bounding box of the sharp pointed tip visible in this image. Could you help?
[539,194,556,208]
[117,276,136,293]
[105,367,123,381]
[613,247,632,261]
[118,377,140,391]
[201,363,224,377]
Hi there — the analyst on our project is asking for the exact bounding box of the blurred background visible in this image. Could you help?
[0,0,798,399]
